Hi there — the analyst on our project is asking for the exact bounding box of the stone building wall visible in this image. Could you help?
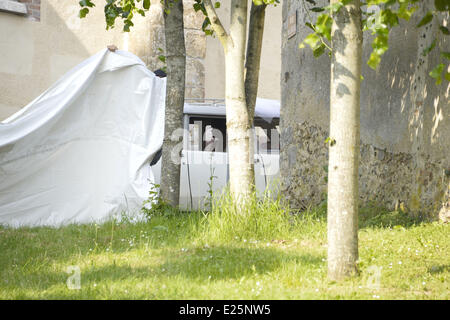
[132,0,206,99]
[280,0,449,221]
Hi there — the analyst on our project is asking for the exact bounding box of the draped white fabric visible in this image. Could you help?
[0,49,166,227]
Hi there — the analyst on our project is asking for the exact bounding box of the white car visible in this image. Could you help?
[152,98,281,210]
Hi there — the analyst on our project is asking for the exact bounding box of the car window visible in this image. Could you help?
[187,116,227,152]
[186,115,280,153]
[254,117,280,154]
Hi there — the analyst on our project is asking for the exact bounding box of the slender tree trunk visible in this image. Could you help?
[225,0,253,202]
[245,2,266,121]
[245,2,266,173]
[327,0,362,281]
[160,0,186,206]
[204,0,270,204]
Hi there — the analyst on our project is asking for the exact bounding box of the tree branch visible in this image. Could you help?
[245,2,266,121]
[204,0,229,50]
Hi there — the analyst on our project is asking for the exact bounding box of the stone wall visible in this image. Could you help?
[136,0,206,99]
[280,0,449,221]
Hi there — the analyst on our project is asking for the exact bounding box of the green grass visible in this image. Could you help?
[0,200,448,299]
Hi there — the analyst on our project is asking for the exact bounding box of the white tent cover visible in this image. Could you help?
[0,49,281,228]
[0,50,166,227]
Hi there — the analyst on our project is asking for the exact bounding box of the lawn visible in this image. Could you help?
[0,202,448,299]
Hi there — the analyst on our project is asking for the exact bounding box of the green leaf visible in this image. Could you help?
[417,11,433,28]
[193,3,202,12]
[368,52,381,70]
[79,8,89,18]
[214,2,221,8]
[429,63,444,85]
[445,72,450,81]
[143,0,150,10]
[397,3,416,21]
[381,9,399,28]
[315,14,332,41]
[422,39,436,56]
[302,33,321,50]
[371,32,389,60]
[434,0,450,12]
[310,7,325,12]
[305,22,315,32]
[313,43,325,57]
[439,26,450,35]
[441,52,450,60]
[79,0,95,8]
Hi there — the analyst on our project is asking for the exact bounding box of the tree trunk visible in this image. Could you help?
[225,0,253,202]
[327,0,362,281]
[245,2,266,176]
[204,0,259,204]
[245,2,266,121]
[160,0,186,206]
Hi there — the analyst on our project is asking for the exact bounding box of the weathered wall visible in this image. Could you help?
[0,0,207,120]
[281,0,449,220]
[0,0,281,121]
[138,0,207,99]
[0,0,135,120]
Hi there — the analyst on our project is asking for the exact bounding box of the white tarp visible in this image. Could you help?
[0,49,166,227]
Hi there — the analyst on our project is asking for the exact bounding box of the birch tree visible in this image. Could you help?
[195,0,276,204]
[300,0,449,280]
[327,0,362,281]
[203,0,253,202]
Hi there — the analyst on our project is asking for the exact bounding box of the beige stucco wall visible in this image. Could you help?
[204,1,282,101]
[0,0,281,121]
[0,0,171,120]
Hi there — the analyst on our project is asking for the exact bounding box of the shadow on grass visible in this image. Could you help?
[0,212,204,267]
[428,264,450,274]
[359,206,426,229]
[0,246,324,297]
[292,202,427,230]
[155,246,323,281]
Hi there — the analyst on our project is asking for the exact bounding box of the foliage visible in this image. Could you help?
[191,0,280,36]
[300,0,450,84]
[141,182,178,218]
[78,0,151,32]
[205,156,218,212]
[78,0,280,34]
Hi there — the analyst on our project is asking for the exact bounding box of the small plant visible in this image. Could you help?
[205,154,218,212]
[141,182,177,218]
